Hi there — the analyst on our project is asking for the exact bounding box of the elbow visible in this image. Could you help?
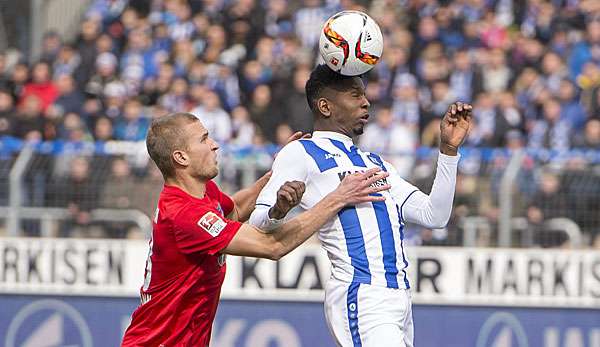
[267,241,287,261]
[429,214,451,229]
[429,220,448,229]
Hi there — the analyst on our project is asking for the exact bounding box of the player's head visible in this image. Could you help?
[146,113,219,181]
[305,64,370,137]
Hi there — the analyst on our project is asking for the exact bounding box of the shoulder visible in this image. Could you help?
[278,140,306,157]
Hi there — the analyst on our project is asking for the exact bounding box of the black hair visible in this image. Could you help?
[305,64,355,115]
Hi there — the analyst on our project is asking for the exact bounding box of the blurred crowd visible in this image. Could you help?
[1,0,600,245]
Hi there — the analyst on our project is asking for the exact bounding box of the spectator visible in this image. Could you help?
[569,19,600,80]
[93,116,115,142]
[449,50,482,103]
[0,90,15,137]
[294,0,329,49]
[360,105,417,177]
[48,74,85,118]
[49,156,100,237]
[280,66,312,134]
[562,157,600,244]
[74,18,102,87]
[190,89,232,143]
[53,44,82,78]
[114,98,150,141]
[230,106,255,146]
[159,77,190,113]
[575,119,600,149]
[528,98,572,151]
[14,95,45,141]
[248,84,280,142]
[86,52,119,97]
[558,79,587,132]
[100,157,139,238]
[40,31,63,64]
[20,62,58,112]
[527,170,568,247]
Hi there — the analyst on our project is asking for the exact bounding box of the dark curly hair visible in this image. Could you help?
[305,64,356,115]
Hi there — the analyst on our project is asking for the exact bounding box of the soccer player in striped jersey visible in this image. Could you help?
[249,65,472,347]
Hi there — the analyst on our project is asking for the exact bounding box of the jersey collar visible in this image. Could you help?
[312,131,354,145]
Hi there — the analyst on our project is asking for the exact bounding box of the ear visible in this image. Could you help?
[172,150,189,167]
[317,97,332,118]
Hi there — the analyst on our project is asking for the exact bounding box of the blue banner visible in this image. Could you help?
[0,295,599,347]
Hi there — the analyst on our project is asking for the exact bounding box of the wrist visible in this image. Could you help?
[324,191,346,211]
[269,206,286,220]
[439,142,458,156]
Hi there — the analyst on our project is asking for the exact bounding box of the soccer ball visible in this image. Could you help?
[319,11,383,76]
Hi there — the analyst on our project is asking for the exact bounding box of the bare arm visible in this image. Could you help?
[402,102,472,228]
[222,168,390,260]
[229,171,271,222]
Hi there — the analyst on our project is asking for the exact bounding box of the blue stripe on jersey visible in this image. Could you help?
[299,140,338,172]
[372,201,399,288]
[338,207,371,283]
[347,282,363,347]
[366,152,387,172]
[395,204,410,288]
[255,203,271,208]
[329,139,366,167]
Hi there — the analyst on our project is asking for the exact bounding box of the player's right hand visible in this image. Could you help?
[269,181,306,220]
[333,167,391,205]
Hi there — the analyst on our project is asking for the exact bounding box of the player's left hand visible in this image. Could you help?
[440,102,472,155]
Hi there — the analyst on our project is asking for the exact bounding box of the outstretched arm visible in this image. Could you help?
[401,102,472,228]
[222,168,390,260]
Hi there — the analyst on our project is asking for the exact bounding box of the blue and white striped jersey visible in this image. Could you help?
[250,131,424,289]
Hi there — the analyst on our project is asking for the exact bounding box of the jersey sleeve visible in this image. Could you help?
[255,141,308,207]
[381,157,420,207]
[172,202,242,255]
[206,180,235,216]
[249,141,308,230]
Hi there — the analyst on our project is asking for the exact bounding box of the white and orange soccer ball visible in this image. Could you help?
[319,11,384,76]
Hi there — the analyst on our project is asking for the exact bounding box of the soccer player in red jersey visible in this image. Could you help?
[121,112,390,347]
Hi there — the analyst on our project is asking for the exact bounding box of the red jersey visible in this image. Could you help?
[122,181,242,347]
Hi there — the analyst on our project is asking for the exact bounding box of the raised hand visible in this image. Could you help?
[331,167,391,205]
[440,102,473,156]
[269,181,306,220]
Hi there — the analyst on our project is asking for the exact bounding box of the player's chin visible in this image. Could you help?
[352,125,365,136]
[207,166,219,179]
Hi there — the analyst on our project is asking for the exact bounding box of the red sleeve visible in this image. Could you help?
[172,202,242,255]
[206,180,235,216]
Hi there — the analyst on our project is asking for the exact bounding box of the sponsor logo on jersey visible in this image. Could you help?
[338,169,388,187]
[325,153,341,160]
[198,212,227,237]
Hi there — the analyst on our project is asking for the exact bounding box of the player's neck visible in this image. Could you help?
[313,122,352,138]
[165,175,207,199]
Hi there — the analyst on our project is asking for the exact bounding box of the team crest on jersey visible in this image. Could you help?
[198,212,226,237]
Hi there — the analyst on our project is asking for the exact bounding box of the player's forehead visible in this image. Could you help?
[186,119,208,137]
[330,77,365,94]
